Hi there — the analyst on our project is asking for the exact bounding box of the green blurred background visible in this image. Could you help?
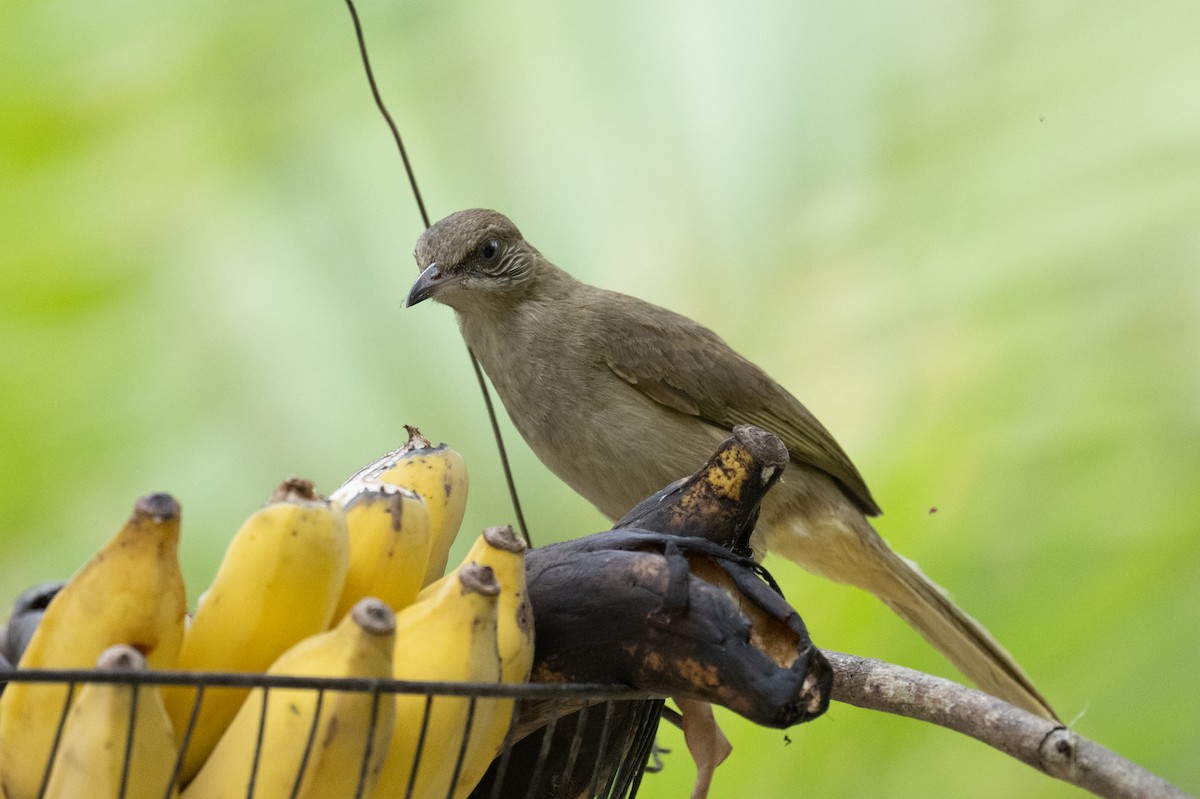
[2,0,1197,795]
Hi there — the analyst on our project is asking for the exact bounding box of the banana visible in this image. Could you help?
[183,598,397,799]
[423,525,534,799]
[341,425,468,585]
[43,645,180,799]
[0,493,186,799]
[614,424,789,552]
[374,563,502,799]
[420,525,533,684]
[329,481,433,619]
[163,478,348,783]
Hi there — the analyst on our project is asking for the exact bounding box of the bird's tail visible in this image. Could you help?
[768,517,1059,721]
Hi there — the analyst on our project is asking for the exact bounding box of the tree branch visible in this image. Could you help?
[824,651,1192,799]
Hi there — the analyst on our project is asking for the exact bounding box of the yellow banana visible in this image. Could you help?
[419,525,535,799]
[43,645,180,799]
[418,524,534,683]
[163,478,348,782]
[329,481,433,619]
[183,598,396,799]
[341,425,468,585]
[0,493,186,799]
[374,563,502,799]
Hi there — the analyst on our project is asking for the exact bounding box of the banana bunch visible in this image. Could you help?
[0,493,187,799]
[0,427,542,799]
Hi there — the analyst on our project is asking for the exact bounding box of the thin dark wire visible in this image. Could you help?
[352,688,384,799]
[486,699,522,799]
[586,701,618,798]
[404,695,435,799]
[560,702,590,793]
[443,696,478,799]
[621,700,664,798]
[341,0,427,229]
[523,700,561,799]
[341,0,532,546]
[289,688,325,799]
[246,688,271,799]
[36,681,76,799]
[117,684,139,799]
[468,348,531,544]
[167,685,206,799]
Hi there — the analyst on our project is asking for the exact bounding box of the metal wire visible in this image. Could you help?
[2,668,652,700]
[118,683,139,799]
[246,686,271,798]
[586,700,619,797]
[405,694,435,799]
[289,687,326,798]
[35,681,76,799]
[523,699,561,799]
[445,695,478,799]
[561,701,590,790]
[353,687,384,799]
[340,0,533,547]
[486,699,522,799]
[5,670,662,799]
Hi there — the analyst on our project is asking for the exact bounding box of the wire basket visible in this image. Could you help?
[2,668,665,799]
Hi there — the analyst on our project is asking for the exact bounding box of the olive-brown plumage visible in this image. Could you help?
[407,208,1056,720]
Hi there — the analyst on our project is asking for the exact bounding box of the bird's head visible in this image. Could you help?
[406,209,540,313]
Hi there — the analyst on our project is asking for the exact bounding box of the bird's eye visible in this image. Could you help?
[480,239,500,260]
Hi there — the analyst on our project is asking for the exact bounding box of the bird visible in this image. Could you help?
[405,208,1057,721]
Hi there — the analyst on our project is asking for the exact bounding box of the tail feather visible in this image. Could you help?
[875,547,1058,721]
[766,514,1058,721]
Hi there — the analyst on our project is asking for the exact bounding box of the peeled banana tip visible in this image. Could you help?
[135,492,180,522]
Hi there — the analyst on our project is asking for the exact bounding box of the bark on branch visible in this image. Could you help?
[825,651,1192,799]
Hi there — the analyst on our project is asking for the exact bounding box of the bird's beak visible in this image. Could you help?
[406,263,457,307]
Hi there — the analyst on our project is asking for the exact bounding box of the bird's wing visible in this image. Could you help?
[597,298,881,516]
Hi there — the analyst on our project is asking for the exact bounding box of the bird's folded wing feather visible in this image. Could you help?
[598,303,881,516]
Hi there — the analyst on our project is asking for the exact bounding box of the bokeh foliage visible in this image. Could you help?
[2,0,1197,796]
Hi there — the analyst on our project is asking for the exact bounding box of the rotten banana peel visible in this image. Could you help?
[0,493,187,799]
[615,423,789,554]
[525,530,831,728]
[484,529,828,799]
[340,424,468,587]
[494,427,810,799]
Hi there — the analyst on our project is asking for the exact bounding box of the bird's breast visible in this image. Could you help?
[461,314,726,520]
